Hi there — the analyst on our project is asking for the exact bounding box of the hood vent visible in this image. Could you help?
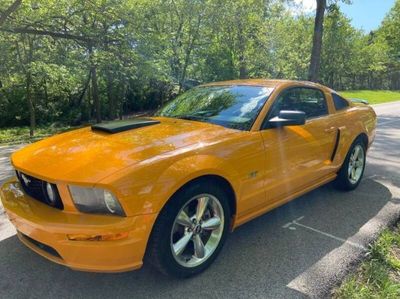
[91,118,160,134]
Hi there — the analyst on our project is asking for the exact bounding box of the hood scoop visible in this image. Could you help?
[91,118,160,134]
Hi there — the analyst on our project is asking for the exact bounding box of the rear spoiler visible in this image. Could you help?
[350,98,369,105]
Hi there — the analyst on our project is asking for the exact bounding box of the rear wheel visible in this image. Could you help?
[146,181,231,278]
[334,139,366,191]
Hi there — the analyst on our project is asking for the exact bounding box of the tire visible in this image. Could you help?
[146,179,231,278]
[334,138,366,191]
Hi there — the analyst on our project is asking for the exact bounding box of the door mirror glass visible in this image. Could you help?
[268,110,306,127]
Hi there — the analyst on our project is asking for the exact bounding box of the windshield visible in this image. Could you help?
[156,85,274,130]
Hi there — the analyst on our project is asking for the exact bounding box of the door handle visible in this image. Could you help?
[325,127,336,133]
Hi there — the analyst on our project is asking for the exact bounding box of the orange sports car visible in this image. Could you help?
[0,79,376,277]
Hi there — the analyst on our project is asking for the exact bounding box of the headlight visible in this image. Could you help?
[69,185,125,216]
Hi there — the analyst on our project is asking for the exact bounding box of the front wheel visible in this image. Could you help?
[334,139,366,191]
[146,181,231,278]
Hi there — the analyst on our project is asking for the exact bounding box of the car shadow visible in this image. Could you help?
[1,111,399,298]
[0,178,395,298]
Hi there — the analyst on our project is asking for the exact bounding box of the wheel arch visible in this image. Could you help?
[168,174,237,219]
[145,154,240,217]
[338,132,369,169]
[334,132,368,191]
[356,132,369,148]
[152,174,237,228]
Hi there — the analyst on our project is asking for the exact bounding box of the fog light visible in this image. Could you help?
[67,232,129,241]
[45,183,56,204]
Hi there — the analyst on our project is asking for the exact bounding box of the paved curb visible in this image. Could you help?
[287,183,400,297]
[287,102,400,297]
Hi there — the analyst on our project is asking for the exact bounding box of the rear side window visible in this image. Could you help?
[269,87,328,120]
[332,93,349,111]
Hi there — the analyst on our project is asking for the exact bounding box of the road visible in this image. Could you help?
[0,102,399,298]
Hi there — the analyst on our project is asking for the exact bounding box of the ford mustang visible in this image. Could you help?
[0,79,376,277]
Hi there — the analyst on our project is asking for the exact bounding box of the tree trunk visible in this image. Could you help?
[308,0,326,82]
[27,37,35,137]
[106,70,115,120]
[43,78,49,108]
[102,24,116,120]
[0,0,22,27]
[87,81,92,120]
[89,46,101,123]
[178,51,191,93]
[91,64,101,123]
[76,71,91,107]
[237,13,248,79]
[178,14,202,93]
[26,71,35,137]
[239,55,248,79]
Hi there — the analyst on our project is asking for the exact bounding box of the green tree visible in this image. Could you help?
[0,0,397,136]
[379,0,400,89]
[308,0,351,82]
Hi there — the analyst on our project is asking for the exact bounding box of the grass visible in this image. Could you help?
[340,90,400,105]
[334,225,400,299]
[0,125,75,145]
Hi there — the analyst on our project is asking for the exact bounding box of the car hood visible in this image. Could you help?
[11,117,237,184]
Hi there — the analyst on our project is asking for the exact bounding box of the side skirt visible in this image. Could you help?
[232,173,337,229]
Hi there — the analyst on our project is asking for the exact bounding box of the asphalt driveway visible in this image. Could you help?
[0,102,399,298]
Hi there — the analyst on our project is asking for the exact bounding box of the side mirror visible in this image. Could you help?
[268,110,306,128]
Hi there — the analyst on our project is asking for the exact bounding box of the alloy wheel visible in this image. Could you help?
[348,144,365,184]
[170,193,225,268]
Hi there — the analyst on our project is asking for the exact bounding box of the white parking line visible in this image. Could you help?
[283,216,366,250]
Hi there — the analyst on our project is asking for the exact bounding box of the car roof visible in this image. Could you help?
[201,79,331,91]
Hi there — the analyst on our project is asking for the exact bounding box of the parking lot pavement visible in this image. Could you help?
[0,144,23,242]
[0,102,399,298]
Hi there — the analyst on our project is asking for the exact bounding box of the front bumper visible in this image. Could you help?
[0,178,158,273]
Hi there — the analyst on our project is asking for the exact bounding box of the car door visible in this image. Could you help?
[259,86,338,203]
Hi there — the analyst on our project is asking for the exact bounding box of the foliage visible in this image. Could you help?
[0,0,400,133]
[379,0,400,90]
[334,227,400,299]
[0,125,74,144]
[0,88,398,144]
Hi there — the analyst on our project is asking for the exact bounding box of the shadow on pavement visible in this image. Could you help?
[0,179,394,298]
[0,106,399,298]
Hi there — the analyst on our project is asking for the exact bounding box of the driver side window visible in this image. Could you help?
[269,87,328,120]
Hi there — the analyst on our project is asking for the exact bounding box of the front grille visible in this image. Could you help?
[16,171,64,210]
[20,233,62,259]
